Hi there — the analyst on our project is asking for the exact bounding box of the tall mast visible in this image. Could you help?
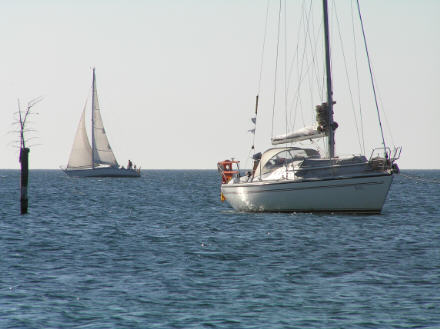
[91,67,96,169]
[322,0,335,158]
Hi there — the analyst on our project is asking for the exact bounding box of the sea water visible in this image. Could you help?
[0,169,439,328]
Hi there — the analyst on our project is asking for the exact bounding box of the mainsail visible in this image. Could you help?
[91,77,118,167]
[271,126,326,145]
[67,106,93,168]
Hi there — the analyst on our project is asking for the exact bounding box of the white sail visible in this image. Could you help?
[271,126,326,145]
[63,68,140,178]
[67,106,93,168]
[92,74,118,167]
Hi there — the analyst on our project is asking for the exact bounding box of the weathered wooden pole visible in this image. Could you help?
[19,147,30,214]
[16,96,42,215]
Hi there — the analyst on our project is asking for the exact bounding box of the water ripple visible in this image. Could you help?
[0,170,439,328]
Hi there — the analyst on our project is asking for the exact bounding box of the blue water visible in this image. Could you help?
[0,169,439,328]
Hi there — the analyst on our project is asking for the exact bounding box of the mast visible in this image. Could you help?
[322,0,335,158]
[91,67,96,169]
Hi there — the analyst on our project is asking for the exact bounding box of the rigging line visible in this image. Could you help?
[286,0,306,95]
[304,1,323,122]
[307,65,315,125]
[311,14,325,101]
[362,62,396,148]
[257,0,270,95]
[372,74,395,147]
[284,0,289,177]
[284,0,288,142]
[297,2,313,129]
[320,54,326,102]
[284,0,303,131]
[252,0,270,155]
[309,1,326,102]
[288,0,312,132]
[245,144,253,171]
[303,1,319,97]
[288,48,317,132]
[302,6,326,103]
[356,0,387,157]
[271,0,282,139]
[351,0,366,155]
[286,0,310,130]
[286,7,302,132]
[303,0,316,123]
[333,0,364,154]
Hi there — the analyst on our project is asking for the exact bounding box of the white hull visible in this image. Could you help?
[64,166,140,178]
[221,173,393,213]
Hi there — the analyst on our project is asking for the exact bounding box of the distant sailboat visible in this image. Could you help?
[63,68,140,178]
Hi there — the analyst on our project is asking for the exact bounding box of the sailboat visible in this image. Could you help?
[217,0,400,213]
[63,68,140,178]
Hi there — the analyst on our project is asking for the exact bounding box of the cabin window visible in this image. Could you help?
[263,150,295,172]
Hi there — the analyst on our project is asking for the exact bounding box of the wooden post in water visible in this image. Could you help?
[19,147,30,214]
[16,97,42,215]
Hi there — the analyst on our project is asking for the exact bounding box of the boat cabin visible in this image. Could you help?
[248,146,380,182]
[251,147,320,180]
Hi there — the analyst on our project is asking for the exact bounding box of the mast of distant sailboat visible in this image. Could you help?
[91,68,96,169]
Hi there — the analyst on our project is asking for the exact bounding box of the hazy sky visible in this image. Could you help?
[1,0,439,169]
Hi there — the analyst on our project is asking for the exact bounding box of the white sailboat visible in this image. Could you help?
[218,0,400,213]
[63,68,140,178]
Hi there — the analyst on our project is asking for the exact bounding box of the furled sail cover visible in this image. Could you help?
[92,79,118,167]
[271,126,326,145]
[67,107,93,168]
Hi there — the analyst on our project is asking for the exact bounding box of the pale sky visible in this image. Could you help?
[1,0,439,169]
